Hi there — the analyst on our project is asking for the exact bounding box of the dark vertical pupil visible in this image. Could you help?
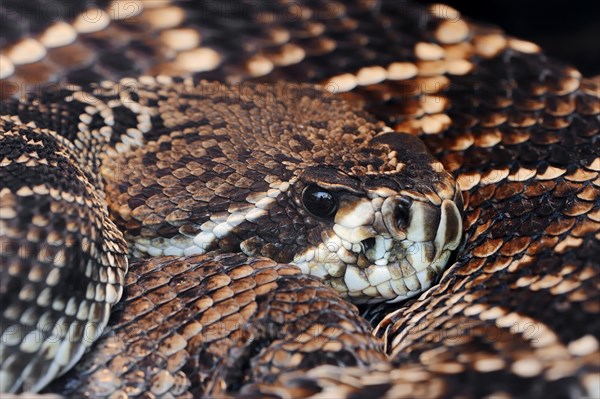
[302,185,337,217]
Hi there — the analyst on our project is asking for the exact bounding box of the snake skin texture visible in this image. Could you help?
[1,0,599,397]
[45,253,387,397]
[0,71,462,394]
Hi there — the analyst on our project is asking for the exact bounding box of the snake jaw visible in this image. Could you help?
[292,191,463,304]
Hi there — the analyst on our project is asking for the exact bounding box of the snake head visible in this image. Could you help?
[101,80,462,305]
[290,131,463,304]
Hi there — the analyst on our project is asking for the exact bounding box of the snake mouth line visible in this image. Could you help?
[292,197,462,304]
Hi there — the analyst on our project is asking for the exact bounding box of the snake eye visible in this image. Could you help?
[302,185,338,218]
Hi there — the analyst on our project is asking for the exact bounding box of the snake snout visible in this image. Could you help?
[381,196,462,254]
[293,188,463,305]
[382,196,435,241]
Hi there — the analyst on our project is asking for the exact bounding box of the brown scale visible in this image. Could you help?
[0,0,599,398]
[44,254,384,397]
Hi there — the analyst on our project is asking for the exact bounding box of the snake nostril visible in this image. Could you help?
[394,199,410,230]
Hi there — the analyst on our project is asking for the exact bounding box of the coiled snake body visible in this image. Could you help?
[0,1,599,397]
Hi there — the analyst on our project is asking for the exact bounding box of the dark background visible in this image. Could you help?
[419,0,600,76]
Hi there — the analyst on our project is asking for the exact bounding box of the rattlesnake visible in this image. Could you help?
[0,1,599,397]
